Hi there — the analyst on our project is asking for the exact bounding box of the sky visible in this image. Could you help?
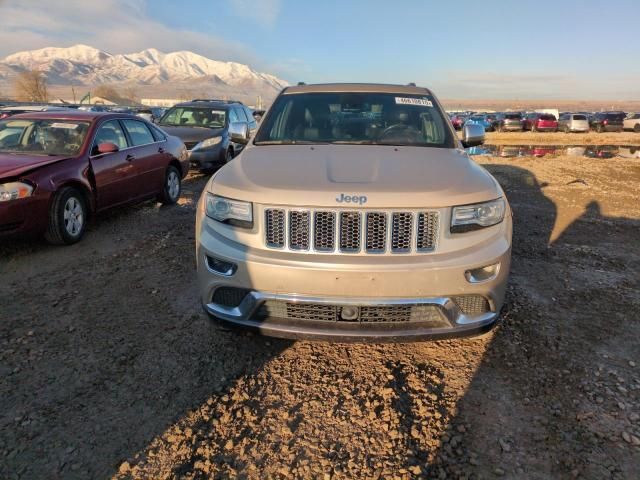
[0,0,638,99]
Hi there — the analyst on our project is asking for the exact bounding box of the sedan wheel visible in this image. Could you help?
[158,165,181,205]
[64,197,84,236]
[45,186,87,245]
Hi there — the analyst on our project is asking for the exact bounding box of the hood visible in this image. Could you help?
[0,153,69,179]
[157,125,224,143]
[210,145,501,208]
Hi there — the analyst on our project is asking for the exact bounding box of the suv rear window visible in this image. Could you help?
[572,114,587,120]
[255,92,455,148]
[540,114,556,121]
[606,113,625,120]
[504,113,522,120]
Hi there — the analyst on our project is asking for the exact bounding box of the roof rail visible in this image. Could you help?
[190,99,244,105]
[407,82,416,87]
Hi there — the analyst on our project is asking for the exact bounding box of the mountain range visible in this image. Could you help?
[0,44,288,102]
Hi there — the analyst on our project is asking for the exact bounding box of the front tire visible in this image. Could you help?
[45,187,87,245]
[158,166,181,205]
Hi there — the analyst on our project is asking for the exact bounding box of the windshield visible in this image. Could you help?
[0,119,90,156]
[255,92,455,148]
[159,107,227,128]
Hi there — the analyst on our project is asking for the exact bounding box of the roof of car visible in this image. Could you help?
[7,111,141,121]
[173,100,242,108]
[282,83,434,95]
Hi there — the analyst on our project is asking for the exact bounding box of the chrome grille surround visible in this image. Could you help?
[391,212,414,253]
[265,209,285,248]
[288,210,310,250]
[416,212,439,252]
[339,212,362,252]
[314,211,336,252]
[365,212,387,253]
[263,207,439,254]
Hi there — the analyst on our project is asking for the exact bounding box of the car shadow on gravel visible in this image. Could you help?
[426,164,640,478]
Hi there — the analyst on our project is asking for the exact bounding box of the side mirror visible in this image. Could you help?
[229,122,249,144]
[461,124,485,148]
[97,142,119,154]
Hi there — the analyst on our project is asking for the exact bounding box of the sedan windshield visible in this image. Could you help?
[159,107,227,128]
[255,92,455,148]
[0,119,90,156]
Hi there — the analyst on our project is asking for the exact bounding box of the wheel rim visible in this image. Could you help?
[63,197,83,236]
[226,150,232,162]
[167,171,180,200]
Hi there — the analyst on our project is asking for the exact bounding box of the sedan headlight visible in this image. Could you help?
[451,198,505,233]
[205,194,253,228]
[193,136,222,151]
[0,182,34,202]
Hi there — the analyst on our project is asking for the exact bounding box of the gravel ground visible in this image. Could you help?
[1,153,639,479]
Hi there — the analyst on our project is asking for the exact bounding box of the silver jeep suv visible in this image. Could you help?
[196,83,512,341]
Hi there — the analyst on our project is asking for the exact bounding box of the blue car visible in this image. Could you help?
[463,114,494,132]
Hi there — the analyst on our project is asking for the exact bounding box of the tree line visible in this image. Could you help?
[3,69,138,104]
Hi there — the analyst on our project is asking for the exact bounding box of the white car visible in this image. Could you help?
[623,113,640,132]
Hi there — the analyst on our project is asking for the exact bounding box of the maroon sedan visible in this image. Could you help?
[0,111,188,244]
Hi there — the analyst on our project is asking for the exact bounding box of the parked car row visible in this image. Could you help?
[449,110,640,133]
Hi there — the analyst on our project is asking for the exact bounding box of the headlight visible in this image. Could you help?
[0,182,34,202]
[193,137,222,150]
[451,198,505,233]
[205,194,253,228]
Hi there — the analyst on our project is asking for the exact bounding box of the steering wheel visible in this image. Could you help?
[379,123,421,142]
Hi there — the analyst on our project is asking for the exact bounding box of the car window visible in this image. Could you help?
[159,107,226,128]
[244,107,257,124]
[233,106,247,122]
[255,92,455,148]
[540,114,556,121]
[122,120,155,146]
[572,114,587,120]
[228,108,240,123]
[149,124,167,142]
[93,120,128,153]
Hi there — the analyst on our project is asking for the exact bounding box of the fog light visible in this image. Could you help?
[465,263,500,283]
[340,306,360,321]
[205,255,237,276]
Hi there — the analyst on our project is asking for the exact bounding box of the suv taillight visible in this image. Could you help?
[603,119,608,125]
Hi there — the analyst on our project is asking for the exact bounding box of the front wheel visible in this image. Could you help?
[158,166,181,205]
[45,186,87,245]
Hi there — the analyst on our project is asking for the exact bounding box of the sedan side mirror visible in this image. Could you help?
[461,124,485,148]
[97,142,119,154]
[229,122,249,145]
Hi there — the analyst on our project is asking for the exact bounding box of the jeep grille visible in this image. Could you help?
[264,208,439,254]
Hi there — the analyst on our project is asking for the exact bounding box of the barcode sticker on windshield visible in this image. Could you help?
[395,97,433,107]
[50,123,79,129]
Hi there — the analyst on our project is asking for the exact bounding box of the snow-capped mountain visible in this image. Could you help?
[0,44,288,94]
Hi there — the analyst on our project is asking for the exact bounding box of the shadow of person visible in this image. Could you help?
[425,164,640,478]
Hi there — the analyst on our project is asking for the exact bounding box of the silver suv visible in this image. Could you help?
[196,83,512,341]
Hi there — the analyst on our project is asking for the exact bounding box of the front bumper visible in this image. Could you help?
[196,212,512,342]
[0,195,49,238]
[203,291,500,342]
[188,145,226,170]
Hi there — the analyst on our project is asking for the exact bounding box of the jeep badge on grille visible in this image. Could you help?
[336,193,367,205]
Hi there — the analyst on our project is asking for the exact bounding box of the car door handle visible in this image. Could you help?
[158,147,165,154]
[126,154,136,162]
